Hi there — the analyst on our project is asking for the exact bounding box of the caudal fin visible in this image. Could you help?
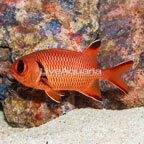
[103,61,134,94]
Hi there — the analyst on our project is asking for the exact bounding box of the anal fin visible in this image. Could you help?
[78,80,102,101]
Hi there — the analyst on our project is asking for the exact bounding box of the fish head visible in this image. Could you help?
[10,55,41,88]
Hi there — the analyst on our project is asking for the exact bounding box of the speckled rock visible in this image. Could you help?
[1,0,143,128]
[3,86,75,127]
[0,0,101,127]
[3,85,102,127]
[99,0,144,109]
[0,0,99,60]
[0,40,12,100]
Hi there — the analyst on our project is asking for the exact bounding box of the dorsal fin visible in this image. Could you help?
[83,40,101,68]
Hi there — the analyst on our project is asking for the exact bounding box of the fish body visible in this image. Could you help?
[10,41,133,102]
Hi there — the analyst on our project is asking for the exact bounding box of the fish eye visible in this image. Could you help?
[17,60,24,73]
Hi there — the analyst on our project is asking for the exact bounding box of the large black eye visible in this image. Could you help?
[17,60,24,73]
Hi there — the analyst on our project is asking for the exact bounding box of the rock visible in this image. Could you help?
[0,40,12,101]
[3,87,75,127]
[2,0,143,128]
[0,0,101,127]
[3,86,102,127]
[99,0,144,108]
[0,0,99,59]
[0,77,11,101]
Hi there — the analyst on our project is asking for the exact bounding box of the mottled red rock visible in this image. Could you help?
[2,0,144,128]
[99,0,144,108]
[0,0,99,59]
[0,0,100,127]
[3,86,102,127]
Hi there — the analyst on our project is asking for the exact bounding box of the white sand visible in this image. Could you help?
[0,107,144,144]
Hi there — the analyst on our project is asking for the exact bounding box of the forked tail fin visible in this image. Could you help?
[103,61,134,94]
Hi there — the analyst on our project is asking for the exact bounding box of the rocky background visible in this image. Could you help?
[0,0,143,127]
[99,0,144,109]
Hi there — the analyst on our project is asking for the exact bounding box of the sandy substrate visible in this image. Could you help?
[0,107,144,144]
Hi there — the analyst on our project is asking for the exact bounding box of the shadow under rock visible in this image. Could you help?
[8,81,128,110]
[8,81,103,108]
[101,88,127,110]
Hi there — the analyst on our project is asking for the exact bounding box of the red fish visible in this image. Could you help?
[10,41,133,103]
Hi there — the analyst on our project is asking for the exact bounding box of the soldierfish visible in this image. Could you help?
[10,41,133,103]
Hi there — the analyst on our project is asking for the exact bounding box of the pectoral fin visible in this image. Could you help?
[55,90,65,96]
[78,80,102,101]
[45,90,62,103]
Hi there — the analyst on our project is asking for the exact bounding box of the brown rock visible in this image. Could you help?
[3,86,102,127]
[99,0,144,109]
